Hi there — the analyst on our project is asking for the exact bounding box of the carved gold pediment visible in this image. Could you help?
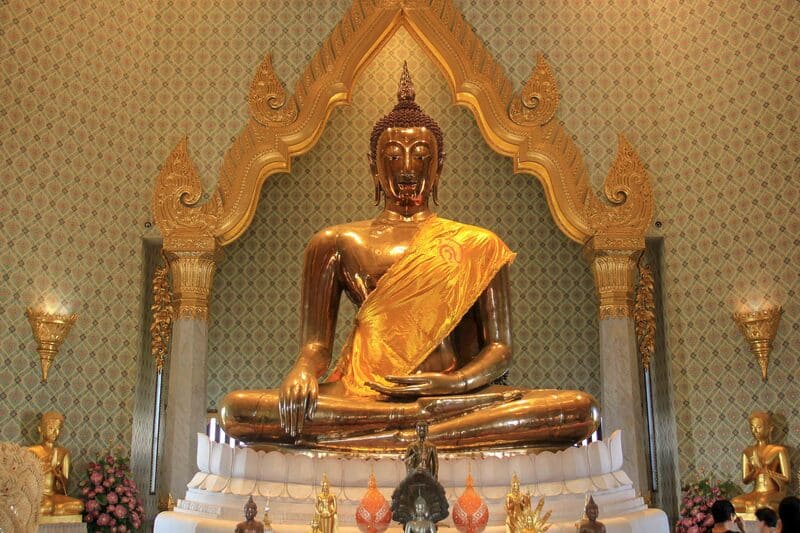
[153,0,654,251]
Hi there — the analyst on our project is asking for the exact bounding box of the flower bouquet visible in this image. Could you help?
[676,478,740,533]
[79,452,144,532]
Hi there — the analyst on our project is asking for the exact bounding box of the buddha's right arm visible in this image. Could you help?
[279,229,342,435]
[296,228,343,375]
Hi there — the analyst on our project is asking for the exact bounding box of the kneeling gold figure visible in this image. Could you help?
[220,64,599,452]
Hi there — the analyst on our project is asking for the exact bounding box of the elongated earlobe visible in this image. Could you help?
[432,183,439,205]
[374,182,382,205]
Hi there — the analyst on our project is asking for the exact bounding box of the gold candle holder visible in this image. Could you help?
[25,308,77,383]
[732,305,782,381]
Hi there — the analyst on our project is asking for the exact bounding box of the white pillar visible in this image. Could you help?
[585,238,649,493]
[159,249,219,502]
[599,316,648,490]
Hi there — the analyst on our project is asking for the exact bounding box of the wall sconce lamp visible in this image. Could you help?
[732,305,783,382]
[25,308,77,383]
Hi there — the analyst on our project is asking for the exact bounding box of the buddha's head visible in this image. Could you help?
[585,495,599,521]
[415,420,428,442]
[320,473,330,494]
[511,473,521,494]
[244,495,258,521]
[369,62,445,214]
[414,495,430,519]
[749,411,773,442]
[38,411,64,444]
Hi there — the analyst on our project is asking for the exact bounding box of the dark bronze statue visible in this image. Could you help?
[404,421,438,479]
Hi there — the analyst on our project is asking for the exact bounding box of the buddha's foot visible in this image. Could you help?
[417,390,524,417]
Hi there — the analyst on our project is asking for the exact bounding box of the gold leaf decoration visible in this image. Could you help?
[509,54,559,126]
[152,137,222,248]
[150,260,174,373]
[634,257,656,371]
[586,134,654,236]
[249,54,298,126]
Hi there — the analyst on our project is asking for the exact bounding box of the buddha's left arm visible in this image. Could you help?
[774,448,791,483]
[57,450,70,493]
[452,264,512,392]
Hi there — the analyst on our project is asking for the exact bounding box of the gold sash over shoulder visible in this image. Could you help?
[331,216,515,397]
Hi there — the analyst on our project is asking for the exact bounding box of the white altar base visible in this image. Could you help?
[155,430,668,533]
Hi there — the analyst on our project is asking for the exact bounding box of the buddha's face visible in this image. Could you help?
[750,416,772,441]
[39,418,62,443]
[374,127,439,211]
[245,502,257,521]
[321,479,330,494]
[512,478,520,494]
[415,499,428,518]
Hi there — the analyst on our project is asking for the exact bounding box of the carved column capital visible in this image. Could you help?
[164,247,221,322]
[583,236,644,320]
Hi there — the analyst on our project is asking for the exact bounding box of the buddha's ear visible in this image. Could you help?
[368,152,382,205]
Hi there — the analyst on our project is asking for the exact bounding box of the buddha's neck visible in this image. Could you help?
[379,204,435,222]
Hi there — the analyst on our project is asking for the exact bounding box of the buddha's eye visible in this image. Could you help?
[384,146,402,161]
[412,145,430,160]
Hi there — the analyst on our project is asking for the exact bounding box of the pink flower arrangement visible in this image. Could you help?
[675,478,740,533]
[79,452,144,532]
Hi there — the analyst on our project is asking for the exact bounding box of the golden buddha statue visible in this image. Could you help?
[315,474,338,533]
[220,63,599,452]
[576,496,606,533]
[236,495,265,533]
[731,411,791,513]
[26,411,84,517]
[505,473,531,533]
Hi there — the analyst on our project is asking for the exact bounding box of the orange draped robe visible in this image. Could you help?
[331,216,515,397]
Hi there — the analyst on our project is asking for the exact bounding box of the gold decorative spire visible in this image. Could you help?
[397,61,416,104]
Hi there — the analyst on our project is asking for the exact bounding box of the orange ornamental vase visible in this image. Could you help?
[355,472,392,533]
[452,473,489,533]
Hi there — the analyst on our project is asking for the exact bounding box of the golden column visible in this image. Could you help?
[584,236,649,493]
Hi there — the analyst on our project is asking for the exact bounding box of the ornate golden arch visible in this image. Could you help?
[153,0,653,319]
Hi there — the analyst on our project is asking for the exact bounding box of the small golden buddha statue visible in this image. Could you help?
[315,474,338,533]
[576,496,606,533]
[220,63,598,452]
[731,411,791,513]
[235,495,265,533]
[26,411,84,517]
[404,496,437,533]
[513,498,551,533]
[505,473,531,533]
[404,421,438,479]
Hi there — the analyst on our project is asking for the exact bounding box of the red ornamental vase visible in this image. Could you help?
[452,473,489,533]
[355,472,392,533]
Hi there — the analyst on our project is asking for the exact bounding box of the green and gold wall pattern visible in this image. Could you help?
[1,0,797,502]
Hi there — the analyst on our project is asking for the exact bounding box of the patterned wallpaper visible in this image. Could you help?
[1,0,797,509]
[0,0,157,490]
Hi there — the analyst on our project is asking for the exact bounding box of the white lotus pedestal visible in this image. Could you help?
[155,431,668,533]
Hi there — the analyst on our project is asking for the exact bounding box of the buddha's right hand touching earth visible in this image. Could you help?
[279,363,319,437]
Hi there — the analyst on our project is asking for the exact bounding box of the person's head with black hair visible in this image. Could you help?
[755,507,777,532]
[712,500,736,524]
[778,496,800,533]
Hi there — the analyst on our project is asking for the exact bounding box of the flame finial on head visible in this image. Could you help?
[397,61,416,104]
